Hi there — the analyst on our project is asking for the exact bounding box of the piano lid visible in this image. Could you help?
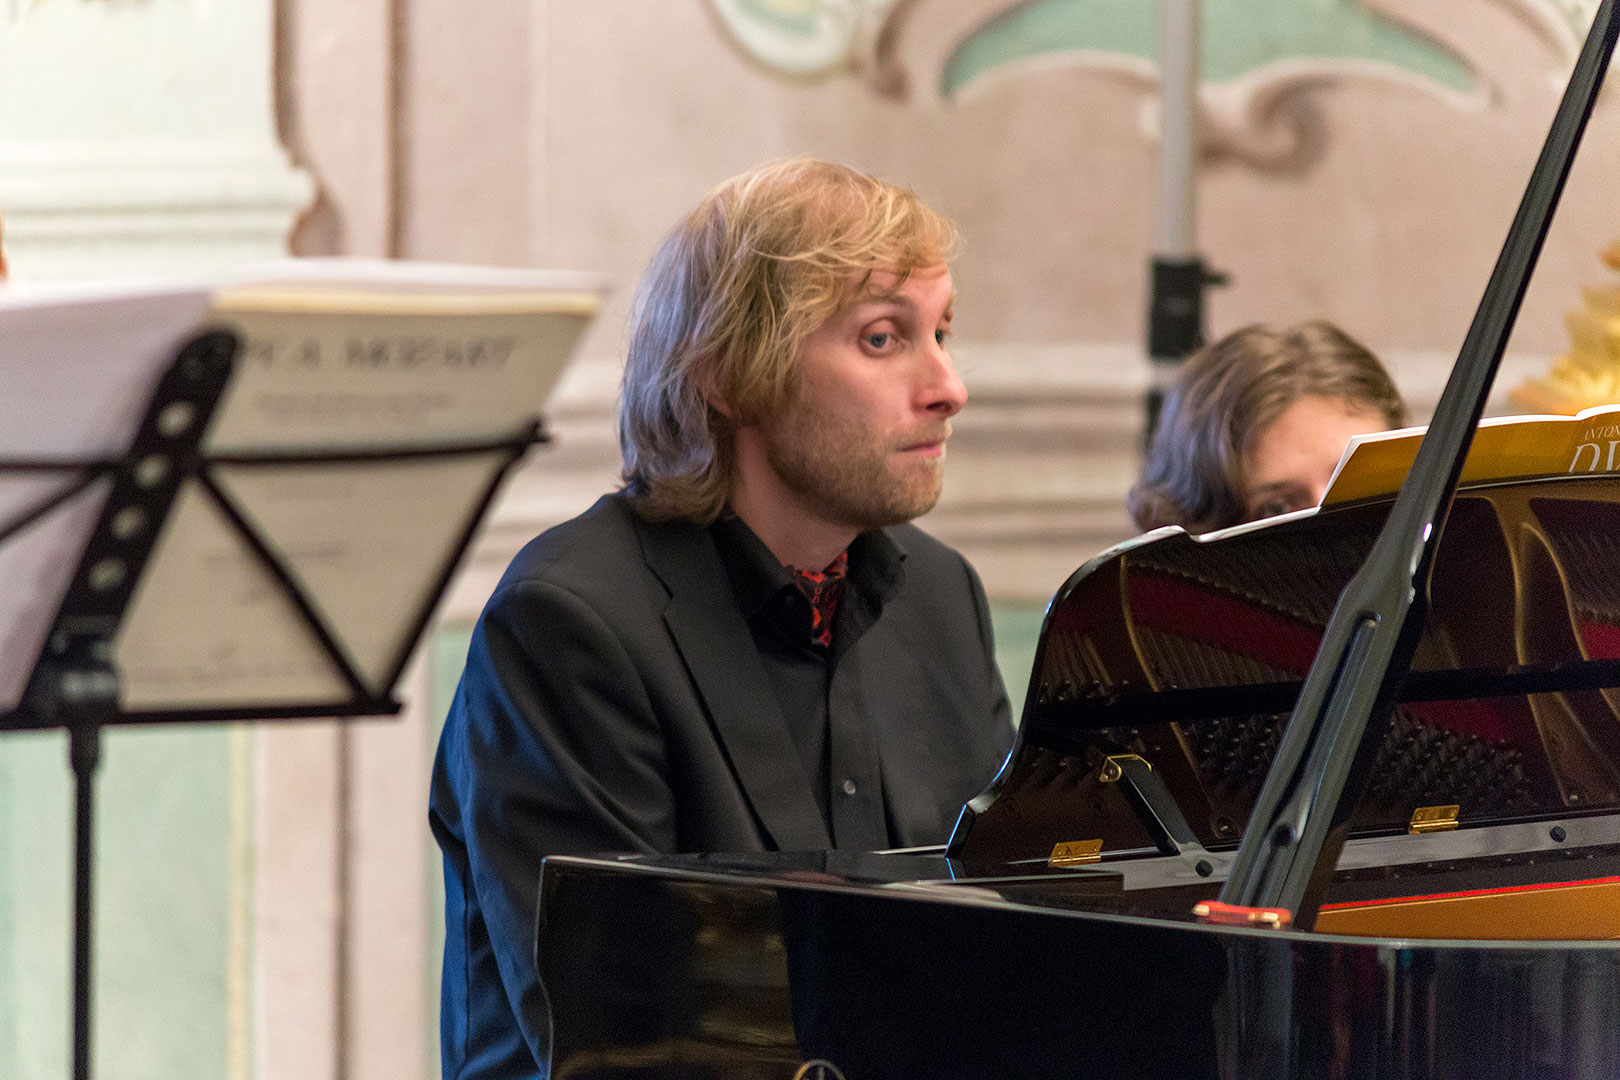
[950,471,1620,868]
[1028,473,1620,732]
[1209,0,1620,924]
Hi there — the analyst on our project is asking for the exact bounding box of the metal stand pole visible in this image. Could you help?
[69,717,102,1080]
[1145,0,1223,445]
[1157,0,1199,265]
[14,331,237,1080]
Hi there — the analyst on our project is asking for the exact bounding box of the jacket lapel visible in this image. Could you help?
[635,514,832,851]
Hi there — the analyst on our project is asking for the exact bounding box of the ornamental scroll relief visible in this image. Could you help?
[706,0,1599,174]
[704,0,914,94]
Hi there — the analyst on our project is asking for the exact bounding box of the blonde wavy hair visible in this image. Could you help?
[619,157,960,523]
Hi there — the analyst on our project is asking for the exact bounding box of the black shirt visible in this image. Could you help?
[710,514,905,844]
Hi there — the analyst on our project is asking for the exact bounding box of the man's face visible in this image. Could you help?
[753,264,966,532]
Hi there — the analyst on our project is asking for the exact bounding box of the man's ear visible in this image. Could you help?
[699,367,732,419]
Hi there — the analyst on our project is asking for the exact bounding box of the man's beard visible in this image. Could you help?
[763,396,948,532]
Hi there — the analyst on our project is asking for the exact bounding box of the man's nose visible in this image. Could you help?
[920,339,967,417]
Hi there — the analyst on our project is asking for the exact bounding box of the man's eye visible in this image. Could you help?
[864,332,891,350]
[935,328,949,346]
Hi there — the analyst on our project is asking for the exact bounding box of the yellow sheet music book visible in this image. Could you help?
[1322,402,1620,507]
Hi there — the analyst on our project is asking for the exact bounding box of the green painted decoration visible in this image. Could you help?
[990,604,1043,724]
[945,0,1475,96]
[0,727,239,1080]
[731,0,821,36]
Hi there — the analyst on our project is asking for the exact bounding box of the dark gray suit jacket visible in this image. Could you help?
[430,491,1013,1079]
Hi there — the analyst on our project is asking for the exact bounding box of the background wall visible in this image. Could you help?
[0,1,1615,1078]
[291,0,1619,603]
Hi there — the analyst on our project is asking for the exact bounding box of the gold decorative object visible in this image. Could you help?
[1512,241,1620,413]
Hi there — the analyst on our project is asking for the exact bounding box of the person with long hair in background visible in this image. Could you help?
[1129,320,1408,534]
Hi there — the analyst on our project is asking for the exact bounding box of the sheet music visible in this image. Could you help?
[114,263,605,711]
[0,279,217,457]
[0,264,602,716]
[117,455,512,709]
[206,301,596,451]
[0,281,217,711]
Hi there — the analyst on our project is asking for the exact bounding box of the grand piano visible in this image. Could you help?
[534,6,1620,1077]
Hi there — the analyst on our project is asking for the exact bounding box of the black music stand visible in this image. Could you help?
[0,325,546,1080]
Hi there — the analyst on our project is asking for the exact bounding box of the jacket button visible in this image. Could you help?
[842,779,858,796]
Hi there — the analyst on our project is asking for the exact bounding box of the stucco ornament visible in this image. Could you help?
[1552,0,1601,31]
[936,0,1594,173]
[708,0,1592,174]
[706,0,910,93]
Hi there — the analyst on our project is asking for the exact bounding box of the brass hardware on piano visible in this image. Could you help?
[1409,804,1461,834]
[1047,839,1103,867]
[1099,754,1150,783]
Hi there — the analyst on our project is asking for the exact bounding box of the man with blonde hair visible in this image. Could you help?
[430,158,1013,1080]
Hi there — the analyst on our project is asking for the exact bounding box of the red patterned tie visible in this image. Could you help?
[795,551,849,649]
